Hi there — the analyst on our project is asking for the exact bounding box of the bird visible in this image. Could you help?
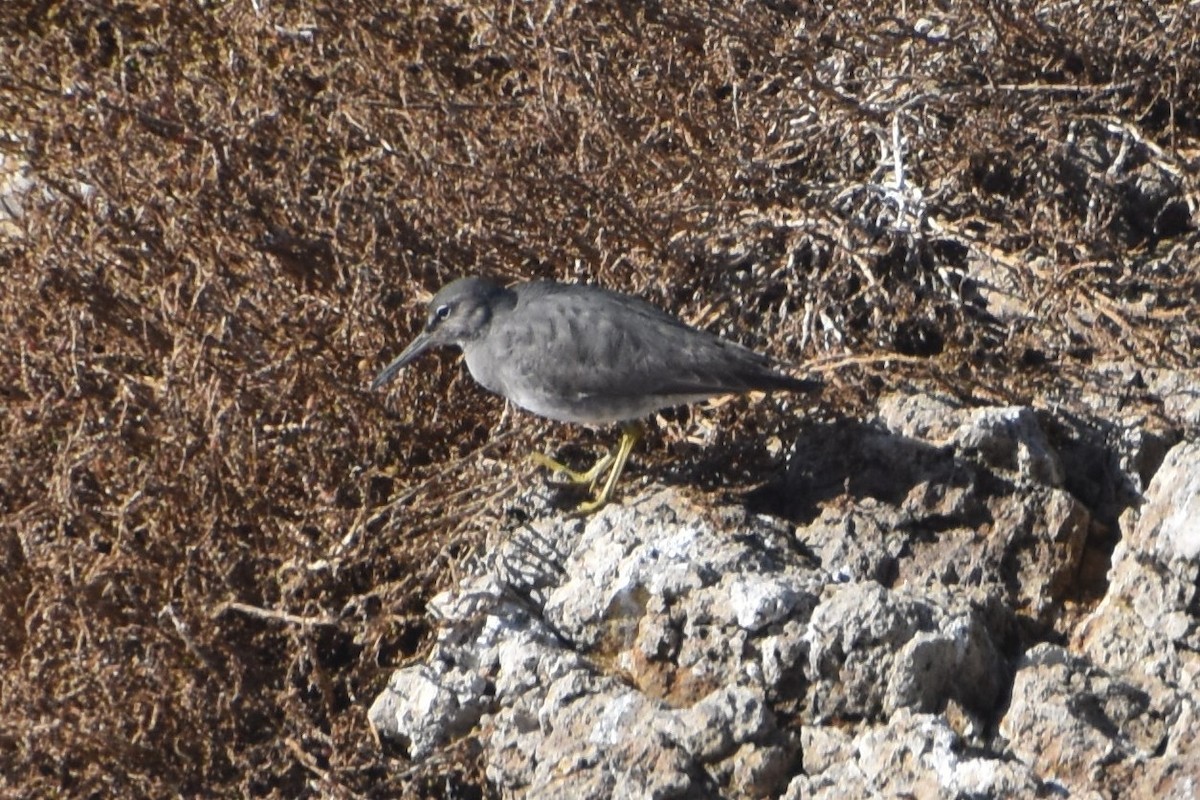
[371,276,820,513]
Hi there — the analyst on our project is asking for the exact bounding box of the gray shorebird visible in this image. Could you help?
[372,277,820,513]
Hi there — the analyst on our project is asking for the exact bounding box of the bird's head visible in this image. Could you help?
[371,276,510,390]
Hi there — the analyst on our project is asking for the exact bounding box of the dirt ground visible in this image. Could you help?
[2,2,1197,797]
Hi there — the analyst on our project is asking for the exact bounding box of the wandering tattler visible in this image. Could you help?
[372,277,820,512]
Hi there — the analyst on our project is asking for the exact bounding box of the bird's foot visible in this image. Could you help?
[531,422,644,515]
[529,451,614,493]
[573,491,613,515]
[573,425,641,513]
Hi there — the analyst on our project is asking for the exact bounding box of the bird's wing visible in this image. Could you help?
[495,285,794,402]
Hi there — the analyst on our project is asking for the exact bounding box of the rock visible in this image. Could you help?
[789,709,1045,799]
[999,644,1167,795]
[1073,461,1200,683]
[728,574,804,632]
[985,485,1092,621]
[728,744,795,799]
[542,491,822,709]
[951,406,1064,487]
[1072,438,1200,682]
[1128,439,1200,564]
[1148,369,1200,428]
[1063,439,1200,797]
[876,395,1065,488]
[792,397,1091,625]
[367,662,489,760]
[494,672,702,800]
[802,583,1002,723]
[872,390,960,439]
[662,685,774,763]
[369,390,1200,799]
[377,489,818,798]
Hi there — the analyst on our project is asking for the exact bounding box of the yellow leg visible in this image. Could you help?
[575,421,643,514]
[530,450,614,492]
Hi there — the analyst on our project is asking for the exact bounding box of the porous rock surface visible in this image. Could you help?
[370,382,1200,798]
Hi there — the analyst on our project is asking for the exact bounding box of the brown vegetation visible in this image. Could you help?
[1,1,1197,797]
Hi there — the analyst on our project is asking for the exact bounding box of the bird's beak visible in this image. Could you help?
[370,330,436,390]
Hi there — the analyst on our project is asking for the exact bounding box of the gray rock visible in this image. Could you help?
[1072,439,1200,681]
[803,583,1001,723]
[1149,369,1200,428]
[377,489,818,798]
[367,662,489,760]
[729,743,795,799]
[793,396,1090,625]
[999,644,1167,795]
[662,684,773,763]
[1062,439,1200,797]
[1131,439,1200,564]
[369,389,1200,799]
[789,709,1044,799]
[517,674,700,800]
[952,406,1065,487]
[728,573,805,632]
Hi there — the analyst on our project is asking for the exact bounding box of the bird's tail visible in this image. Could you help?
[756,373,823,394]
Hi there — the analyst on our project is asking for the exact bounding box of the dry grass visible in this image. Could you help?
[1,1,1197,796]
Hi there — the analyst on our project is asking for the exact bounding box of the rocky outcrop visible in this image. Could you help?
[370,386,1199,798]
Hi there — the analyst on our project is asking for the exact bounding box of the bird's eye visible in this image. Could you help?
[434,304,452,321]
